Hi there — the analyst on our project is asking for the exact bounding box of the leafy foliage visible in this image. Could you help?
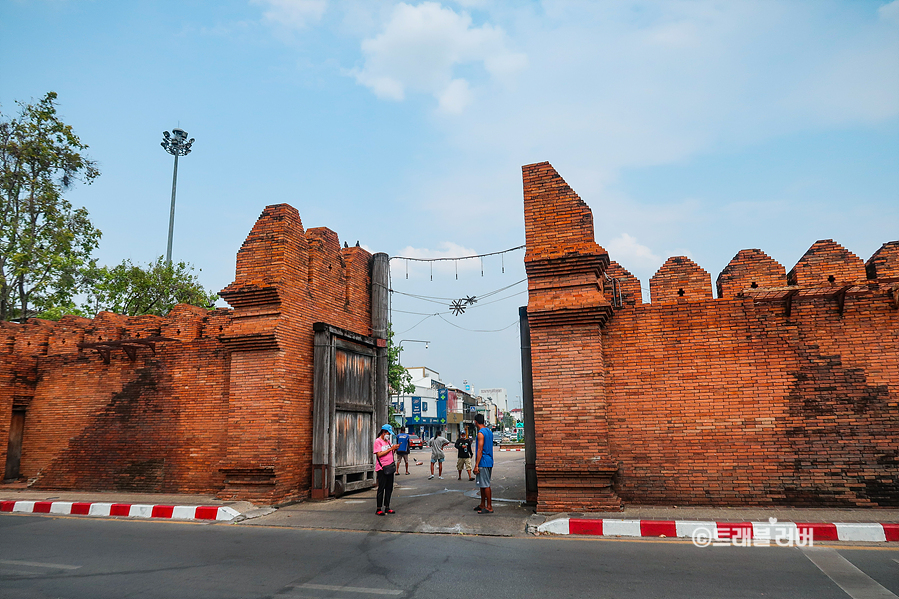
[82,256,218,317]
[0,92,101,322]
[387,324,415,395]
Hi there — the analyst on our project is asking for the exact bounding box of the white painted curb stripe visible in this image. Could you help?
[752,520,799,540]
[602,519,642,537]
[675,521,717,539]
[215,507,240,521]
[89,503,112,516]
[129,504,154,518]
[48,501,74,515]
[537,518,570,534]
[835,523,887,542]
[171,506,197,520]
[11,501,35,513]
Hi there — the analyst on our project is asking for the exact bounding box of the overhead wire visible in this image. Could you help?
[436,313,520,333]
[390,278,526,303]
[390,245,524,263]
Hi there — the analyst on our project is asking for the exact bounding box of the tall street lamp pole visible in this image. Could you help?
[160,128,195,266]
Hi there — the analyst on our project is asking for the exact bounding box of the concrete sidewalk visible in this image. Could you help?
[240,450,532,536]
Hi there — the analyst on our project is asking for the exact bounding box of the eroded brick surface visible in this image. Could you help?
[866,241,899,281]
[650,256,713,304]
[524,162,899,511]
[0,204,373,503]
[717,249,787,299]
[787,239,866,286]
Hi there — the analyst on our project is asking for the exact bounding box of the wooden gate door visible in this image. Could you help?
[4,410,25,481]
[312,323,384,498]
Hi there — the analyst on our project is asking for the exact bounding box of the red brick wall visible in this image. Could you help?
[650,256,713,304]
[0,204,373,503]
[717,249,786,299]
[524,161,899,510]
[867,241,899,281]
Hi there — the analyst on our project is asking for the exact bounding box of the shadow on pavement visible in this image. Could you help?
[241,450,534,537]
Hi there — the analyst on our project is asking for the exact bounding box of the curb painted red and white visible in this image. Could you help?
[536,518,899,542]
[499,448,524,451]
[0,500,240,521]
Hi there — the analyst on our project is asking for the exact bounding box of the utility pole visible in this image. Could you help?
[160,128,195,265]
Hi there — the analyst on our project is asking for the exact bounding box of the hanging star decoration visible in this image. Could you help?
[449,295,478,316]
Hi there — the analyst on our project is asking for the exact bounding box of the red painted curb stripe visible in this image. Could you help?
[32,501,53,513]
[640,520,678,537]
[0,501,15,512]
[883,523,899,542]
[569,519,603,535]
[194,506,219,520]
[797,522,838,541]
[151,505,175,518]
[71,502,91,515]
[110,504,131,517]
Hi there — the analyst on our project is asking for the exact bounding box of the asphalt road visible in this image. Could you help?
[2,514,897,599]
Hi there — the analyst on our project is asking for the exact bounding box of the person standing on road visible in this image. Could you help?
[455,430,474,481]
[473,414,494,514]
[395,427,412,475]
[373,424,399,515]
[427,429,453,480]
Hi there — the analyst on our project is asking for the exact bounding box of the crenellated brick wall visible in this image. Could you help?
[523,161,899,511]
[0,204,374,504]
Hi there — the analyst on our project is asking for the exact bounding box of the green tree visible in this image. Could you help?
[0,92,101,322]
[387,324,415,395]
[82,256,218,317]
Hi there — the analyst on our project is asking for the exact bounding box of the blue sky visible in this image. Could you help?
[2,0,897,407]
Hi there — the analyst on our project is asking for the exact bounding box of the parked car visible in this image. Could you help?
[408,435,424,449]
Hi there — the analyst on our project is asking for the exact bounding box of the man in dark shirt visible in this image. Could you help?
[454,430,474,481]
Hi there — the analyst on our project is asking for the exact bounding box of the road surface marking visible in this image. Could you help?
[802,548,897,599]
[0,559,81,570]
[294,583,403,595]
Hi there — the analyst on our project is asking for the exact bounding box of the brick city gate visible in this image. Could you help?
[0,205,389,504]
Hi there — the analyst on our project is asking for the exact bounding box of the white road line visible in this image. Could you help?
[802,548,898,599]
[0,559,81,570]
[294,583,403,595]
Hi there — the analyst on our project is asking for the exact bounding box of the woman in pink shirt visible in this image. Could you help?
[373,424,399,515]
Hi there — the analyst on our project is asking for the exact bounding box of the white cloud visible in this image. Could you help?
[423,1,899,181]
[350,2,526,109]
[255,0,328,30]
[604,233,662,272]
[437,78,472,113]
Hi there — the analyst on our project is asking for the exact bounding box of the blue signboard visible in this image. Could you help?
[437,397,447,423]
[438,388,448,402]
[411,396,422,423]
